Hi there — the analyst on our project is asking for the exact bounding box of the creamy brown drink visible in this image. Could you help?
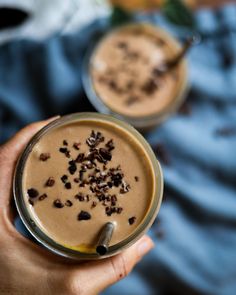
[88,24,188,126]
[19,114,160,255]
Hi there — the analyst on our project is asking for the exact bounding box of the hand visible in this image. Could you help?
[0,117,154,295]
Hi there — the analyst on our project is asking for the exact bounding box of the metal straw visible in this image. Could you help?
[96,222,115,256]
[155,34,201,74]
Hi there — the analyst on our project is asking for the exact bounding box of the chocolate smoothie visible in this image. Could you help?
[90,24,188,119]
[22,116,156,253]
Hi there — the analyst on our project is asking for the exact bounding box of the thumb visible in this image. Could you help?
[0,116,60,207]
[72,235,154,295]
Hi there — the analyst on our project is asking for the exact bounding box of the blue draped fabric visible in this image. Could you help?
[1,3,236,295]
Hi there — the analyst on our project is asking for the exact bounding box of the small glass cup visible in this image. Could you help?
[82,22,189,130]
[14,112,163,260]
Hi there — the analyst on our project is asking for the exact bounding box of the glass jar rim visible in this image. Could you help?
[13,112,163,260]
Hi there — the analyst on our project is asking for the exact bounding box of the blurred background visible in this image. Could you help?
[0,0,236,294]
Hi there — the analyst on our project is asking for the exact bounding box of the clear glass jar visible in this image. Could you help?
[82,23,189,130]
[13,112,163,260]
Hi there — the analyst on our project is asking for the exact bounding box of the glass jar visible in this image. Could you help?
[82,22,189,130]
[14,112,163,260]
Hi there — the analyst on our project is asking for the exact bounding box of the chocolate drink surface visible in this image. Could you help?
[90,24,187,119]
[22,117,156,253]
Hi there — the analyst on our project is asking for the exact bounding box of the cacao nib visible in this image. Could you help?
[99,148,112,161]
[39,153,50,161]
[78,210,91,221]
[39,193,47,201]
[53,199,64,208]
[27,188,39,198]
[128,216,136,225]
[45,177,55,187]
[65,200,73,207]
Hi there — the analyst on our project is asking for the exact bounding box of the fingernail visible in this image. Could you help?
[137,237,154,258]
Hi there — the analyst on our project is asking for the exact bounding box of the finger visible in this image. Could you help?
[0,116,60,207]
[71,235,154,295]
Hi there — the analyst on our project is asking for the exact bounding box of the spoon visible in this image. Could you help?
[153,34,201,75]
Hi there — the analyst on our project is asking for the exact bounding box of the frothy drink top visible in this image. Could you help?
[91,24,186,118]
[23,119,155,252]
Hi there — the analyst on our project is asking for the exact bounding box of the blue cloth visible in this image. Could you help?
[1,3,236,295]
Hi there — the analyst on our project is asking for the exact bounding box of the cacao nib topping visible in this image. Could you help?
[65,200,73,207]
[111,195,117,206]
[27,188,39,198]
[78,210,91,221]
[120,182,131,194]
[75,153,85,163]
[53,199,64,208]
[65,182,72,189]
[105,205,123,216]
[134,176,139,182]
[73,142,81,150]
[28,199,34,206]
[97,193,105,202]
[128,51,139,60]
[45,177,55,187]
[128,216,136,225]
[108,80,118,91]
[156,38,166,47]
[125,95,139,106]
[86,130,104,148]
[99,148,112,161]
[61,174,68,183]
[117,41,128,49]
[89,186,95,193]
[91,201,97,208]
[106,195,111,202]
[39,153,50,161]
[86,162,93,169]
[152,67,164,77]
[87,150,97,161]
[79,170,84,181]
[107,181,113,188]
[75,193,85,201]
[68,160,77,175]
[59,147,67,154]
[35,129,132,219]
[105,139,115,151]
[105,206,112,216]
[39,193,47,201]
[116,207,123,214]
[111,173,123,187]
[126,80,134,90]
[65,150,71,158]
[141,78,158,95]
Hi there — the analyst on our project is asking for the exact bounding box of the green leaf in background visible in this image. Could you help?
[162,0,196,29]
[110,6,133,27]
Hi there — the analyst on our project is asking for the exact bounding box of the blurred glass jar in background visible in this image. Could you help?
[82,23,189,130]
